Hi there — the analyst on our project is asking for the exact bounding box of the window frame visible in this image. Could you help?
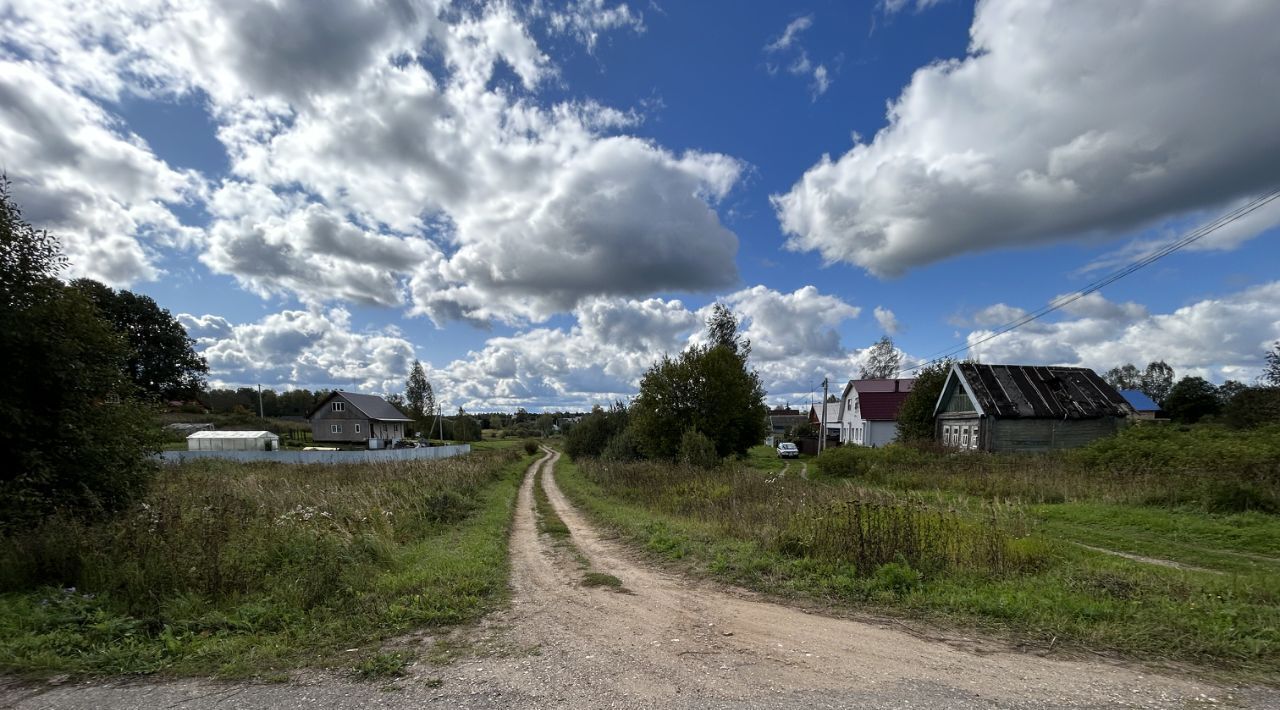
[330,423,342,434]
[331,401,345,412]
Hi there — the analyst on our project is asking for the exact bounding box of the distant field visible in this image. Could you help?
[555,427,1280,681]
[0,449,533,679]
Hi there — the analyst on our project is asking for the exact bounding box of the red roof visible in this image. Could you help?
[851,379,915,421]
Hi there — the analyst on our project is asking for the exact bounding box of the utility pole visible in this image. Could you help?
[257,384,264,419]
[819,377,829,453]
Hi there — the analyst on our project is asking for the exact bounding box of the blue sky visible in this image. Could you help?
[3,0,1279,411]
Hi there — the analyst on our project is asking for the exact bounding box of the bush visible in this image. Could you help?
[564,404,628,459]
[678,429,719,469]
[522,440,540,456]
[871,560,922,595]
[601,425,645,462]
[816,446,866,478]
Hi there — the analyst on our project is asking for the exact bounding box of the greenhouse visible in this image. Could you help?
[186,430,280,452]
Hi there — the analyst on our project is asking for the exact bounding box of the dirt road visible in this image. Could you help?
[3,450,1273,709]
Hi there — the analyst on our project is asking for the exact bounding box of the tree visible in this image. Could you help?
[1103,363,1142,391]
[631,307,767,459]
[1265,341,1280,387]
[565,403,630,459]
[1223,386,1280,429]
[452,407,481,442]
[405,360,433,436]
[535,412,556,437]
[859,336,901,379]
[0,178,159,528]
[1139,361,1175,405]
[706,302,750,355]
[1216,379,1249,407]
[1163,376,1220,423]
[70,279,208,401]
[895,360,951,442]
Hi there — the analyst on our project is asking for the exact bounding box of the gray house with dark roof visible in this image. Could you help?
[933,363,1132,453]
[307,391,414,444]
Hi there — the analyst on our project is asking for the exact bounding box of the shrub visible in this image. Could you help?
[678,429,719,469]
[564,404,628,459]
[522,440,540,456]
[816,446,866,478]
[1201,480,1279,514]
[871,560,922,595]
[601,425,645,462]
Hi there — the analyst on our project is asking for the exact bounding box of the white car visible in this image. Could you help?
[776,442,799,459]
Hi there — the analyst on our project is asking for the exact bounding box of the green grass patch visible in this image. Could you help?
[581,572,623,589]
[554,452,1280,681]
[352,650,413,680]
[0,450,534,679]
[533,467,571,539]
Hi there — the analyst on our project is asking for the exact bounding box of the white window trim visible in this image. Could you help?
[330,424,342,434]
[971,426,980,450]
[332,401,345,412]
[354,423,362,434]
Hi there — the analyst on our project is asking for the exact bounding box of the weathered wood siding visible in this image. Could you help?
[309,395,372,442]
[989,417,1120,453]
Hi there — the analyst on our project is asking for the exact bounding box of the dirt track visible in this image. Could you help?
[3,449,1274,709]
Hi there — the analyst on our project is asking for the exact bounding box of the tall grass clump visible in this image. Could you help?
[0,449,527,678]
[805,425,1280,511]
[575,459,1029,579]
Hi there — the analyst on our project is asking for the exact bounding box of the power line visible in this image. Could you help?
[903,188,1280,373]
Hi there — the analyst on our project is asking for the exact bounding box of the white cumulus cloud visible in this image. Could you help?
[775,0,1280,276]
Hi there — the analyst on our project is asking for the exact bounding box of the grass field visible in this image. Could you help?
[555,432,1280,681]
[0,449,533,679]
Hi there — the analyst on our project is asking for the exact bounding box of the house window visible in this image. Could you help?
[971,425,980,450]
[330,424,343,434]
[332,401,345,412]
[847,400,852,411]
[961,426,970,448]
[354,423,362,434]
[943,425,951,445]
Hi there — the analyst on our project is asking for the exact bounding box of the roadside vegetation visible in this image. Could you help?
[0,449,531,679]
[555,425,1280,680]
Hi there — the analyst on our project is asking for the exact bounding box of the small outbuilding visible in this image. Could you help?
[187,430,280,451]
[1118,389,1165,420]
[933,363,1131,453]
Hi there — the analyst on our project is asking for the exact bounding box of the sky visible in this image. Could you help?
[3,0,1279,412]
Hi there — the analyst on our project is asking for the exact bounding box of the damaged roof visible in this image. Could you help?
[950,363,1131,420]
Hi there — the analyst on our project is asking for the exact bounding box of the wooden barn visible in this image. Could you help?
[933,363,1131,453]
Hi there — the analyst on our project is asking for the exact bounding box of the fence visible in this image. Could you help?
[159,444,471,465]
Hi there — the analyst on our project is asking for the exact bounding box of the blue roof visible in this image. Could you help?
[1119,389,1160,411]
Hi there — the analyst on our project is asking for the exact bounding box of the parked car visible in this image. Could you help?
[776,442,799,459]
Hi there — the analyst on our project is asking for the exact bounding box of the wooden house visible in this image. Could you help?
[307,391,413,444]
[933,363,1131,453]
[838,379,915,447]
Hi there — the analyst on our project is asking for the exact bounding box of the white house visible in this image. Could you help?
[838,378,915,447]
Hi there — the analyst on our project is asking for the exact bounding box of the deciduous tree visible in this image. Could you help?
[0,178,158,528]
[632,306,767,459]
[1140,360,1175,405]
[1265,341,1280,387]
[71,279,208,401]
[1164,376,1220,424]
[894,360,951,442]
[859,336,901,379]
